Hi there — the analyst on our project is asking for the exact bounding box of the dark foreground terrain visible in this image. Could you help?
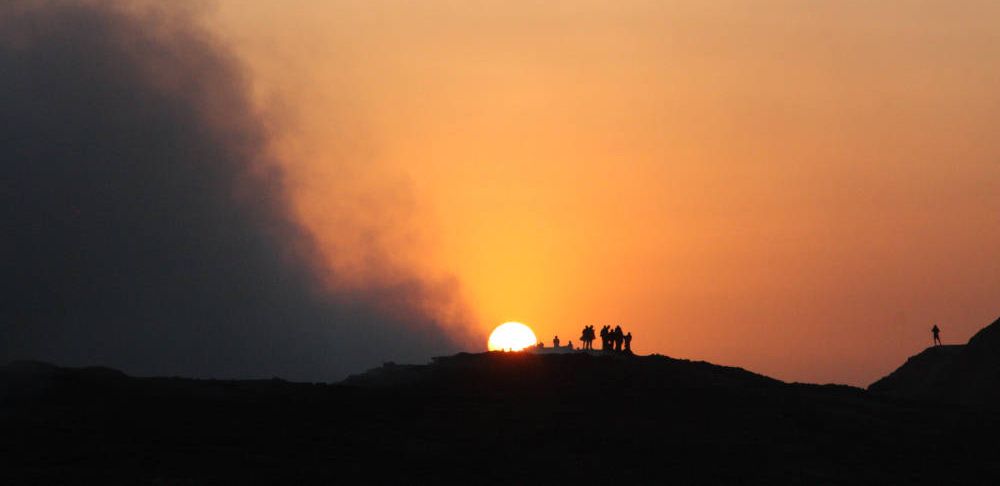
[3,339,1000,485]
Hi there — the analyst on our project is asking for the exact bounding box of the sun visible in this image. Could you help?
[487,321,537,351]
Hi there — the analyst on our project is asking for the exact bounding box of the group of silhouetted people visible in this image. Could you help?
[574,323,942,356]
[579,325,631,353]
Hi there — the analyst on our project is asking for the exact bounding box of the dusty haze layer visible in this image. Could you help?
[214,0,1000,385]
[1,1,476,381]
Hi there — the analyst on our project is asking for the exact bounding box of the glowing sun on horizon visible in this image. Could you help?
[487,321,537,351]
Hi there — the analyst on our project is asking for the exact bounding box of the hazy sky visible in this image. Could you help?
[4,1,998,385]
[213,0,1000,385]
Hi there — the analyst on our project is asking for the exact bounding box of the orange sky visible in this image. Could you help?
[212,1,1000,385]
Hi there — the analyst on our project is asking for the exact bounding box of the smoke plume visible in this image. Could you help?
[0,0,474,380]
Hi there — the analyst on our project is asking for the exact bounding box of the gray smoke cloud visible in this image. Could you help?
[0,0,475,380]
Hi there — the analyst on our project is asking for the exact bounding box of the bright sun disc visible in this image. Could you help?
[487,321,537,351]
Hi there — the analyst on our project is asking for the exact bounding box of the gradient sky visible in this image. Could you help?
[206,1,1000,385]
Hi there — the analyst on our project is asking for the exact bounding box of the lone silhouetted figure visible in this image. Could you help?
[553,335,560,348]
[624,332,632,353]
[932,325,942,346]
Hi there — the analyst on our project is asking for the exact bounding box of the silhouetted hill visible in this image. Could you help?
[344,352,783,392]
[868,346,964,398]
[869,316,1000,406]
[4,353,1000,484]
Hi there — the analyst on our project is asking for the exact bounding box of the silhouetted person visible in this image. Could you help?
[553,335,560,348]
[580,325,595,350]
[624,332,632,353]
[932,325,942,346]
[568,340,574,350]
[613,325,623,352]
[600,326,609,351]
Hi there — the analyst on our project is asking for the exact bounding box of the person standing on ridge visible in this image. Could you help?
[932,325,942,346]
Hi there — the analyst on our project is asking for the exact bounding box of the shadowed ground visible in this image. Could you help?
[3,351,999,484]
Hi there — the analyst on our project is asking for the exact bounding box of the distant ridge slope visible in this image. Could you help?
[341,351,785,394]
[869,316,1000,406]
[867,345,964,398]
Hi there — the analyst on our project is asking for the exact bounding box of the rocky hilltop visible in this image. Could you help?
[869,316,1000,406]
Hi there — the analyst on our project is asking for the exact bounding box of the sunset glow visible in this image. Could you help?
[211,1,1000,385]
[5,1,1000,481]
[487,322,537,352]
